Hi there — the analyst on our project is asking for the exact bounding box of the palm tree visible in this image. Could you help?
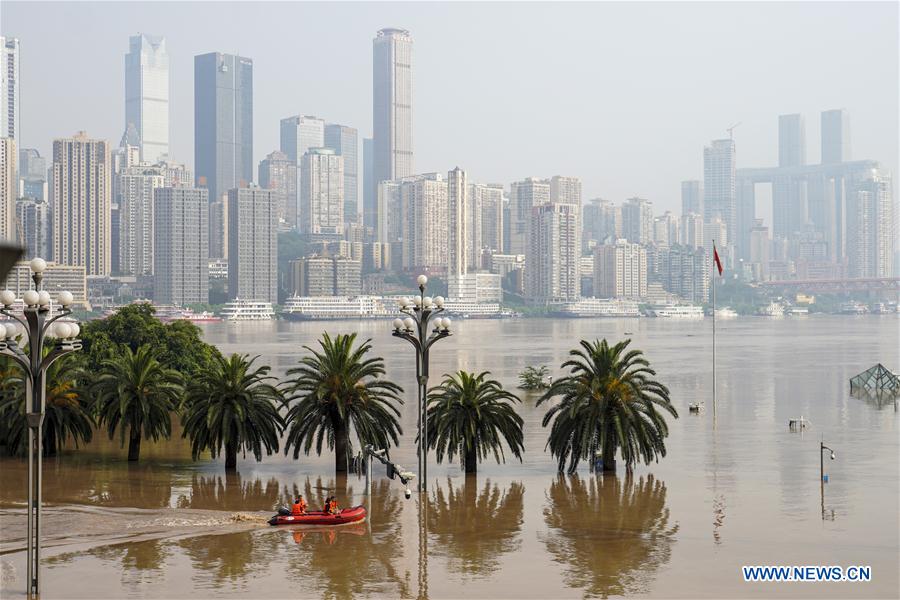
[0,360,93,456]
[426,371,524,474]
[538,339,677,473]
[282,333,403,474]
[91,345,183,462]
[182,353,284,471]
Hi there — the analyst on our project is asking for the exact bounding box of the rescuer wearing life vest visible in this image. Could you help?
[291,495,307,516]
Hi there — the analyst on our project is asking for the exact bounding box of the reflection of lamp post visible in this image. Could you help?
[0,258,82,598]
[820,440,835,520]
[390,274,451,493]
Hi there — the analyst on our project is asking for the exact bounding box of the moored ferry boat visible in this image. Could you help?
[839,301,868,315]
[650,304,704,318]
[556,298,641,318]
[714,307,739,319]
[758,302,785,317]
[785,306,809,316]
[282,296,393,320]
[221,299,275,321]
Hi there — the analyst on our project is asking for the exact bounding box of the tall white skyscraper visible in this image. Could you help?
[280,115,325,164]
[509,177,550,255]
[778,113,806,168]
[447,167,468,277]
[472,183,504,256]
[593,240,647,299]
[703,138,736,246]
[400,173,447,271]
[52,133,112,276]
[154,187,209,305]
[373,28,413,189]
[227,187,277,302]
[847,170,894,278]
[1,37,19,140]
[376,180,401,243]
[324,123,359,224]
[125,34,169,163]
[299,148,343,235]
[821,109,850,164]
[0,137,15,242]
[550,175,582,205]
[119,164,165,276]
[15,198,49,259]
[526,202,580,303]
[258,150,297,229]
[621,197,653,245]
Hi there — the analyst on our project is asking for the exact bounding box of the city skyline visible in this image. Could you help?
[2,2,896,219]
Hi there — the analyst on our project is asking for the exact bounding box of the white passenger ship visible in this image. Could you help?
[714,307,739,319]
[556,298,641,318]
[282,296,393,320]
[758,302,785,317]
[221,299,275,321]
[649,304,704,318]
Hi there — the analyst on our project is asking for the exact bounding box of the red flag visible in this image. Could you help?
[713,244,723,276]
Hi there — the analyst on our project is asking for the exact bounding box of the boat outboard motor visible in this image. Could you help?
[277,506,291,516]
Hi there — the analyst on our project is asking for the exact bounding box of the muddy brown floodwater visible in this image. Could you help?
[1,315,898,598]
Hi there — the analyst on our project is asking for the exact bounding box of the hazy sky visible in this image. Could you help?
[3,1,898,219]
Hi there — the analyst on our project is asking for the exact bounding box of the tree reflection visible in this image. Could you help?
[542,473,677,597]
[176,472,281,511]
[427,476,524,577]
[177,530,261,583]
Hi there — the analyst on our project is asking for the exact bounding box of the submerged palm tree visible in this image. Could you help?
[538,339,677,473]
[91,345,183,461]
[282,333,403,474]
[182,353,284,471]
[0,360,93,456]
[426,371,524,474]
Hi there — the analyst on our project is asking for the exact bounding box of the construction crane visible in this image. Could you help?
[726,122,742,140]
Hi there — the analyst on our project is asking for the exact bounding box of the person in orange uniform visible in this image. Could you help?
[291,495,307,516]
[322,496,333,514]
[329,497,339,515]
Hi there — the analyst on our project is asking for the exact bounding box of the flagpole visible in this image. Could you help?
[712,239,717,419]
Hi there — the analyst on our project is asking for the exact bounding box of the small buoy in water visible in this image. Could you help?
[689,403,703,414]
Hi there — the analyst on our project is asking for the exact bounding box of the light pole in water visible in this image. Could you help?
[820,439,836,520]
[0,258,82,598]
[390,274,452,493]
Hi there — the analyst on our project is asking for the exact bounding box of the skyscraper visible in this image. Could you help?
[125,34,169,163]
[621,197,653,245]
[821,109,850,164]
[778,113,806,168]
[18,148,46,201]
[325,123,359,224]
[472,183,504,256]
[119,164,164,276]
[550,175,582,205]
[373,28,413,189]
[299,148,344,235]
[258,150,297,228]
[526,202,580,303]
[509,177,550,255]
[194,52,253,205]
[400,173,448,271]
[0,137,15,242]
[593,240,647,299]
[680,212,704,249]
[846,170,893,278]
[280,115,325,164]
[703,138,736,247]
[582,198,620,247]
[154,187,209,305]
[447,167,468,277]
[681,180,703,216]
[227,187,277,302]
[52,133,111,276]
[363,137,376,231]
[15,198,49,259]
[659,244,709,304]
[1,37,19,140]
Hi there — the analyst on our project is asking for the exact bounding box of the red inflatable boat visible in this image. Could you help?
[268,505,367,526]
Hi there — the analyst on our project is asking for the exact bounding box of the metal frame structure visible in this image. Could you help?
[389,274,451,494]
[0,259,81,598]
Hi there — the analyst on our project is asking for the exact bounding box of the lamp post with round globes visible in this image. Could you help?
[0,257,81,598]
[390,274,451,494]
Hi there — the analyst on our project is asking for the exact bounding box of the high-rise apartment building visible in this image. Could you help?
[194,52,253,205]
[373,29,413,189]
[653,212,679,248]
[227,187,277,302]
[680,212,704,250]
[447,167,468,277]
[401,173,448,271]
[1,37,19,140]
[376,180,401,244]
[119,164,164,275]
[659,244,709,304]
[125,34,169,163]
[156,160,192,188]
[703,138,736,247]
[281,115,325,163]
[509,177,550,255]
[583,198,620,248]
[681,180,703,216]
[325,123,359,224]
[821,109,850,164]
[0,137,14,242]
[550,175,582,205]
[363,137,376,231]
[846,170,894,278]
[621,197,653,245]
[258,150,298,229]
[52,133,111,276]
[472,183,504,257]
[525,202,580,303]
[15,198,49,259]
[300,148,344,235]
[778,114,806,168]
[749,219,770,280]
[18,149,46,201]
[593,240,647,299]
[154,187,209,305]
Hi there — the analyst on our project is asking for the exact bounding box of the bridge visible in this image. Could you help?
[757,278,900,294]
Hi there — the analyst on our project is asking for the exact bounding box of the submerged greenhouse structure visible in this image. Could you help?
[849,364,900,395]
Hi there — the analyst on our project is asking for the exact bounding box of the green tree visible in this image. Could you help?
[182,354,284,471]
[426,371,524,474]
[91,345,183,461]
[282,333,403,474]
[538,339,677,473]
[0,360,93,456]
[518,365,550,390]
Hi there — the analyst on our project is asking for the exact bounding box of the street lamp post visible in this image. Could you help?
[820,439,835,520]
[0,258,82,598]
[390,274,451,494]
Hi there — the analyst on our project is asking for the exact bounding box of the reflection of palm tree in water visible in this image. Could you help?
[542,473,677,597]
[427,476,524,577]
[176,472,281,511]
